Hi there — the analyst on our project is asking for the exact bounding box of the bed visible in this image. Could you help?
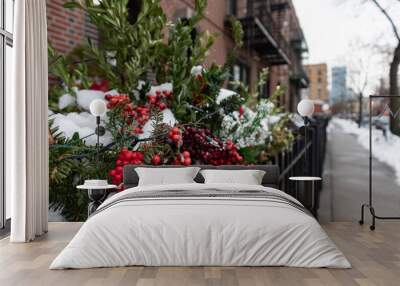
[50,165,350,269]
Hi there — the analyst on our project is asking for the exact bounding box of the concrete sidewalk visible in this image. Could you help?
[319,120,400,223]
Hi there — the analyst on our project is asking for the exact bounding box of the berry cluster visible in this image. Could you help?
[146,90,172,111]
[105,94,130,109]
[108,148,144,186]
[105,94,150,134]
[168,127,182,146]
[173,151,192,166]
[182,127,243,165]
[123,104,150,134]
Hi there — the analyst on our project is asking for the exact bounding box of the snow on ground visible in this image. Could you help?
[331,117,400,185]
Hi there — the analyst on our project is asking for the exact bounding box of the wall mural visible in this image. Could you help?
[48,0,294,220]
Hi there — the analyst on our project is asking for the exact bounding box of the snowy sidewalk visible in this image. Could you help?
[319,119,400,222]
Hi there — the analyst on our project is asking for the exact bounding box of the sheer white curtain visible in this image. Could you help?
[8,0,49,242]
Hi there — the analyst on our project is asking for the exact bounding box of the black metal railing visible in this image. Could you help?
[272,116,330,214]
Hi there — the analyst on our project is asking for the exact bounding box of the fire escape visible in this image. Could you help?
[290,27,309,88]
[228,0,309,87]
[238,0,291,65]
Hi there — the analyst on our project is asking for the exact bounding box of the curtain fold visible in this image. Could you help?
[9,0,49,242]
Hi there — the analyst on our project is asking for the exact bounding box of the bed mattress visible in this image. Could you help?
[50,183,350,269]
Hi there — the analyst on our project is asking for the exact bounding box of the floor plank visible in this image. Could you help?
[0,222,399,286]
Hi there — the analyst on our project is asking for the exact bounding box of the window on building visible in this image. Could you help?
[226,0,237,16]
[1,0,14,230]
[231,61,250,86]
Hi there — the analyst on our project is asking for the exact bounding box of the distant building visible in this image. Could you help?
[331,66,347,104]
[304,63,328,102]
[346,87,356,100]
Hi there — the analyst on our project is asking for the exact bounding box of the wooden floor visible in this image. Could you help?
[1,222,400,286]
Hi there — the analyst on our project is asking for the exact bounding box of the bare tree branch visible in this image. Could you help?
[370,0,400,42]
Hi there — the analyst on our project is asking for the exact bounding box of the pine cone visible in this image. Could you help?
[153,123,170,144]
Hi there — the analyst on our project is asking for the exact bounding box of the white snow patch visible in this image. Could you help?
[104,89,119,96]
[191,65,203,77]
[51,112,113,146]
[331,117,400,186]
[137,80,146,91]
[147,83,173,96]
[217,88,237,104]
[58,93,76,109]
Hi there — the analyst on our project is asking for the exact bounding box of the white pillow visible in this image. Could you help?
[135,167,201,186]
[200,169,266,185]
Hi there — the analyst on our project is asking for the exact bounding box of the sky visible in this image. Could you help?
[292,0,400,94]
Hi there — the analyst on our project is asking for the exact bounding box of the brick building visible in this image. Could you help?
[304,63,329,102]
[46,0,308,112]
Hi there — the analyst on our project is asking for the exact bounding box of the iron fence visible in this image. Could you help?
[271,116,330,216]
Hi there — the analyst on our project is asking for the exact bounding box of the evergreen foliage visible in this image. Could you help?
[48,0,294,220]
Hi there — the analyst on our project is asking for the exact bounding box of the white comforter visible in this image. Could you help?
[50,183,351,269]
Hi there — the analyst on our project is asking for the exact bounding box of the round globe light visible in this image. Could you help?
[297,99,315,117]
[322,103,330,113]
[90,99,107,117]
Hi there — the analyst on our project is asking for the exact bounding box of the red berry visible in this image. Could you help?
[116,166,123,174]
[172,134,181,142]
[116,160,123,166]
[134,127,143,134]
[239,106,245,116]
[136,152,144,161]
[158,102,166,110]
[183,158,192,166]
[182,151,191,158]
[147,95,156,104]
[164,91,172,98]
[171,127,180,134]
[151,154,161,165]
[124,152,132,160]
[114,174,122,183]
[109,170,116,177]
